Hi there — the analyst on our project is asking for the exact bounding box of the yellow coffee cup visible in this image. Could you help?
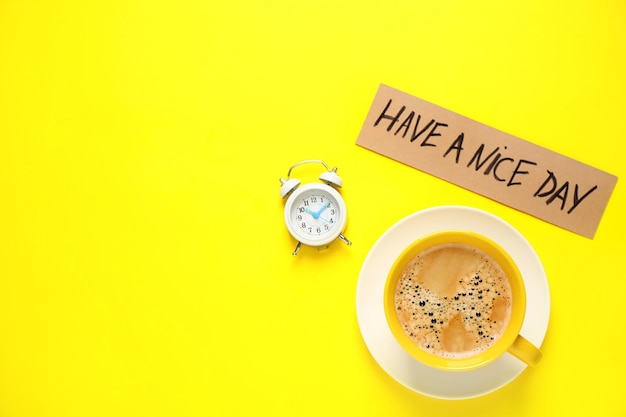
[384,230,542,372]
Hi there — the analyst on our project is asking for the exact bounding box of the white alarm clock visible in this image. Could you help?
[279,160,352,255]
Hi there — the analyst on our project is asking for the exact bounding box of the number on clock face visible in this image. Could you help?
[292,193,339,238]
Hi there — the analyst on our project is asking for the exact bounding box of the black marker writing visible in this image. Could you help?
[374,99,447,145]
[508,159,537,187]
[420,121,448,147]
[374,99,405,131]
[443,133,465,163]
[533,170,598,214]
[373,97,600,216]
[466,144,501,172]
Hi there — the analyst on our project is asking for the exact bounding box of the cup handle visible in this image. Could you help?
[507,334,542,366]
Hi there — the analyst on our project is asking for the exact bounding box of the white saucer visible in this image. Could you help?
[356,206,550,400]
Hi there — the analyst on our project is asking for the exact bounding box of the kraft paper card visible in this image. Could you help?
[356,84,617,238]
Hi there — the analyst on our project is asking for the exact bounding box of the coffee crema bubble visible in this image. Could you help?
[394,243,512,359]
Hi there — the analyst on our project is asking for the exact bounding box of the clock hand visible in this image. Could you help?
[305,207,319,219]
[306,202,330,219]
[318,215,333,225]
[315,201,331,216]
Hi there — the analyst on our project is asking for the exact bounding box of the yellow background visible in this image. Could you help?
[0,1,624,416]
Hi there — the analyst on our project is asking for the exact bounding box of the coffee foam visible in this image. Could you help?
[394,243,512,359]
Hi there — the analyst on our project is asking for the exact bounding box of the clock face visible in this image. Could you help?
[284,183,347,246]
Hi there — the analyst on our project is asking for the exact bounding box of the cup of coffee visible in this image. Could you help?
[384,230,542,371]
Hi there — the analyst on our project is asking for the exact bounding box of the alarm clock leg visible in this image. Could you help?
[339,234,352,246]
[292,241,302,256]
